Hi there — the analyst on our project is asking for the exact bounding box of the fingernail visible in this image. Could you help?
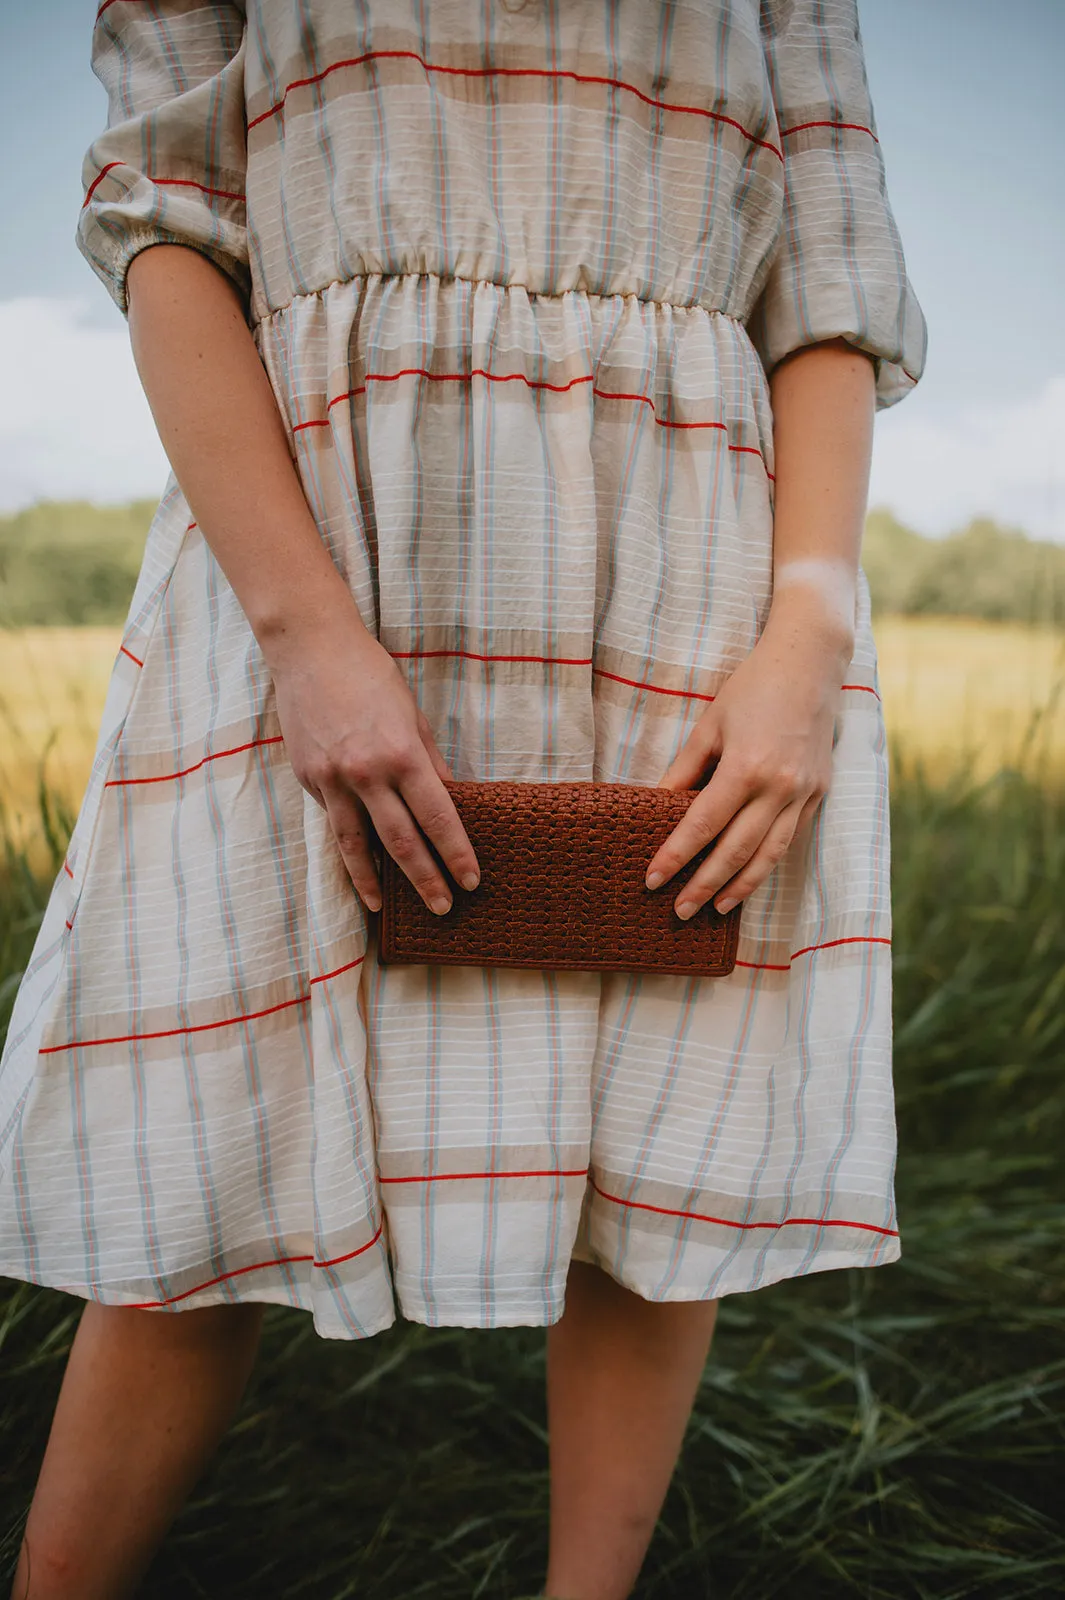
[715,896,738,915]
[675,900,697,921]
[460,872,480,892]
[646,871,664,890]
[430,895,452,916]
[363,894,382,913]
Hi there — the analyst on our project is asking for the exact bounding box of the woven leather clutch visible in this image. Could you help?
[377,779,741,977]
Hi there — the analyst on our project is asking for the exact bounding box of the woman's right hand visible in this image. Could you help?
[270,610,480,916]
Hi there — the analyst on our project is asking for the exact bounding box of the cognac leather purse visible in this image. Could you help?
[376,779,741,978]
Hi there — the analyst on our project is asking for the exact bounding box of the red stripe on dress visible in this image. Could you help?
[38,957,364,1056]
[589,1179,898,1238]
[597,389,773,469]
[735,934,891,973]
[390,648,717,704]
[379,1167,587,1185]
[104,734,284,788]
[791,934,891,960]
[83,167,243,208]
[82,161,125,207]
[247,49,784,161]
[392,648,593,668]
[780,119,879,143]
[152,177,245,202]
[119,645,144,667]
[290,370,593,431]
[309,956,364,986]
[294,369,773,477]
[125,1219,386,1309]
[593,669,714,702]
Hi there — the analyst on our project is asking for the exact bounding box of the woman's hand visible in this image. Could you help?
[270,606,480,916]
[646,587,854,919]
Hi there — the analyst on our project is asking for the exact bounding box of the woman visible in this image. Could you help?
[2,1,925,1595]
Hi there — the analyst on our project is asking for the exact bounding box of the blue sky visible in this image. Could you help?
[1,0,1062,537]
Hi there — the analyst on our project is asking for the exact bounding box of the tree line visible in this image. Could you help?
[2,500,1063,629]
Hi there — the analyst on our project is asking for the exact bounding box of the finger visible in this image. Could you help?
[417,710,455,784]
[784,793,823,865]
[645,757,756,889]
[708,802,805,915]
[321,787,382,912]
[795,791,825,836]
[367,786,461,914]
[397,767,480,893]
[656,706,722,792]
[671,797,781,918]
[302,778,327,811]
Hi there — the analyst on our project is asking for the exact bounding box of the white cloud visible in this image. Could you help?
[870,374,1065,542]
[0,296,169,511]
[2,296,1063,547]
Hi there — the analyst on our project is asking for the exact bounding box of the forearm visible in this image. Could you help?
[126,245,363,670]
[126,243,480,909]
[762,337,876,679]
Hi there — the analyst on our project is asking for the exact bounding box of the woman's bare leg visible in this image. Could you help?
[545,1262,717,1600]
[12,1299,264,1600]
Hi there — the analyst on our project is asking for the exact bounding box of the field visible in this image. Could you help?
[1,618,1064,1597]
[0,627,122,859]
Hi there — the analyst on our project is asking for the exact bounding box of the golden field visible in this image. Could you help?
[2,618,1064,856]
[1,627,125,855]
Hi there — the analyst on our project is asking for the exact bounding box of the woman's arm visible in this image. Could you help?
[647,338,876,917]
[126,244,480,913]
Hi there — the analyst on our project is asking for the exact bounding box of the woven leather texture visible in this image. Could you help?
[377,780,742,977]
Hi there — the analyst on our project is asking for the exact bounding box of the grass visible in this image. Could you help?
[1,633,1064,1597]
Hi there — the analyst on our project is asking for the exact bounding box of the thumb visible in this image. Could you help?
[656,704,722,791]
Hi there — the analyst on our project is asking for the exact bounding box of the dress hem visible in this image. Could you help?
[0,1234,900,1341]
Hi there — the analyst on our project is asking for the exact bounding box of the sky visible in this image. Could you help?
[0,0,1063,539]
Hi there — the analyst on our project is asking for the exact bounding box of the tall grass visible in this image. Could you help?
[1,752,1063,1598]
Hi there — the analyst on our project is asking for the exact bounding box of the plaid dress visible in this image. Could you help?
[0,0,926,1338]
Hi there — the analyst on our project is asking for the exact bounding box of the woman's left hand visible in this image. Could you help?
[646,593,853,918]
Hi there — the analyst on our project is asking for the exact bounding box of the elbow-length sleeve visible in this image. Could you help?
[748,0,927,409]
[76,0,249,317]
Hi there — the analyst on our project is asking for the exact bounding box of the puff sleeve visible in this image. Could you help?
[76,1,249,317]
[748,0,927,409]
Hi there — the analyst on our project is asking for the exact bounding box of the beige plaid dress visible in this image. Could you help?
[0,0,926,1337]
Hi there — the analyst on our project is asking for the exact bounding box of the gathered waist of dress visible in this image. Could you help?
[251,265,776,452]
[252,265,758,330]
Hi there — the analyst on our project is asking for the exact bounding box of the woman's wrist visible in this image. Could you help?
[760,581,856,685]
[250,563,373,675]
